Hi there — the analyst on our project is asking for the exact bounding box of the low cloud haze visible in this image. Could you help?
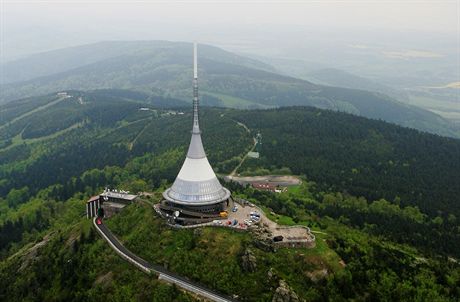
[1,1,458,61]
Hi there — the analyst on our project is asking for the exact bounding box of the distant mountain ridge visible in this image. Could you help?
[1,40,276,85]
[304,68,403,98]
[1,40,458,138]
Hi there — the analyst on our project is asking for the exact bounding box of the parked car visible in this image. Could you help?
[250,214,261,222]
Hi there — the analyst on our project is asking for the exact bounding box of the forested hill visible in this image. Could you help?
[1,90,459,221]
[1,90,460,301]
[1,41,458,138]
[230,107,460,219]
[0,89,252,199]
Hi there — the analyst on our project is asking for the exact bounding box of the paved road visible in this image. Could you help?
[93,218,236,302]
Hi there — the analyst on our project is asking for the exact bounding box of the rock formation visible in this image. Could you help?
[272,280,300,302]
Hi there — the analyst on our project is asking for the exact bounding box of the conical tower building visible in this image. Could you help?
[161,43,231,216]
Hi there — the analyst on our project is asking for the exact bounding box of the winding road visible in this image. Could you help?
[93,218,236,302]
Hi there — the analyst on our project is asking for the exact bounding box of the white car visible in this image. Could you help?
[250,216,260,223]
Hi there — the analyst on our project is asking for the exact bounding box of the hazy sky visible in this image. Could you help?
[3,1,458,30]
[1,0,459,60]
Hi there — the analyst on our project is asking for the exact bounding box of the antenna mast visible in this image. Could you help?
[192,43,200,133]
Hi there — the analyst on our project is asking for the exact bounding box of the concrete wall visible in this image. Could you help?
[274,240,316,249]
[86,199,100,218]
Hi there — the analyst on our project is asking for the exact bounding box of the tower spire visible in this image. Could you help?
[192,42,200,134]
[161,42,231,214]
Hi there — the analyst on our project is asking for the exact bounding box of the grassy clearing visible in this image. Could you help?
[203,91,267,109]
[287,184,302,194]
[260,204,297,226]
[0,122,83,152]
[0,96,66,131]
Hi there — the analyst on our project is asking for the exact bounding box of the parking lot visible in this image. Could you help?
[223,199,314,243]
[225,199,260,227]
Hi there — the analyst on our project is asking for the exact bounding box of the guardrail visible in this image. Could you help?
[93,218,151,274]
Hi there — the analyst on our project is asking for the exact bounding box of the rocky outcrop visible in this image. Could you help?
[252,225,275,252]
[19,233,54,271]
[253,237,274,252]
[272,280,300,302]
[241,248,257,272]
[267,267,277,281]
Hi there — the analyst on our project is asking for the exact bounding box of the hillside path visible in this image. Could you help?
[229,120,257,177]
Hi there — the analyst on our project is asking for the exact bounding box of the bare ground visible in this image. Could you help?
[225,175,302,186]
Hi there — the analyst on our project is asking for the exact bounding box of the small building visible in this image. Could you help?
[252,182,277,192]
[85,188,138,219]
[247,151,260,159]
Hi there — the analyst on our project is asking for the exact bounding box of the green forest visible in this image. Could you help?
[0,89,459,301]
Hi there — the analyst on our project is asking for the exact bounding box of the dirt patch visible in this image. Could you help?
[65,231,80,248]
[19,232,54,271]
[225,175,301,186]
[94,271,114,287]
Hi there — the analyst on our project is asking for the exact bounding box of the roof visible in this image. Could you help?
[87,195,100,203]
[176,157,216,182]
[163,149,231,205]
[252,182,277,189]
[101,191,138,201]
[247,151,260,159]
